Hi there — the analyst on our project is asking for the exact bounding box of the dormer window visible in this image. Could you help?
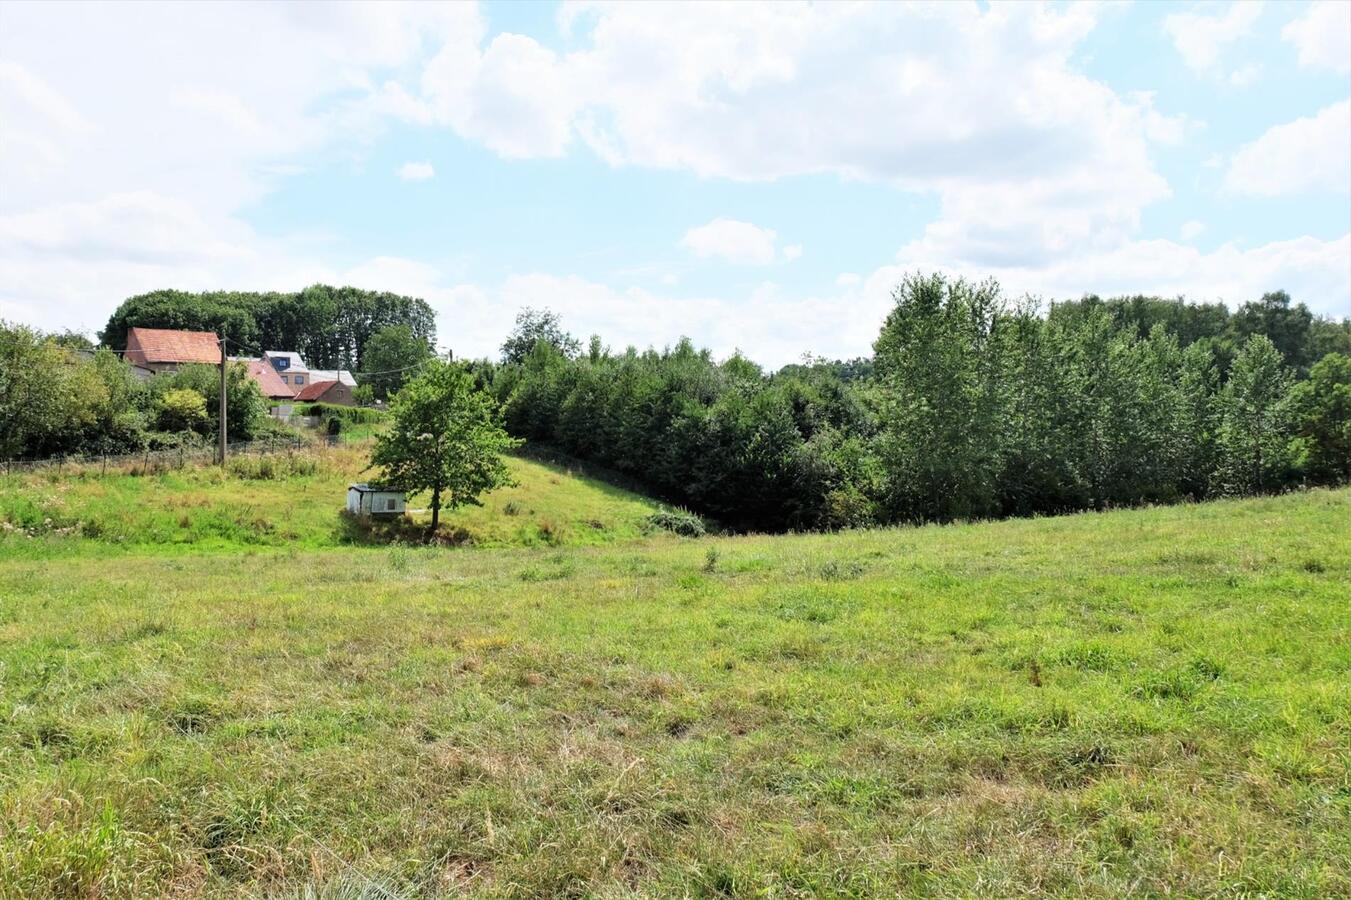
[295,376,305,385]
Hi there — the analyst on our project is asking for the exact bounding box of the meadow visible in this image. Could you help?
[0,451,1348,897]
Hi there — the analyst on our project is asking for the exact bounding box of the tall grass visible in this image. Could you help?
[1,488,1347,896]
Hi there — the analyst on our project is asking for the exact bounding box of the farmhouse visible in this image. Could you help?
[294,379,355,406]
[263,350,310,390]
[263,351,357,390]
[346,483,406,517]
[241,359,294,400]
[124,327,218,372]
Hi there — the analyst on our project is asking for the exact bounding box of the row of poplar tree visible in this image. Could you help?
[487,274,1350,532]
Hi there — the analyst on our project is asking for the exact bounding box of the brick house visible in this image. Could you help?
[294,379,356,406]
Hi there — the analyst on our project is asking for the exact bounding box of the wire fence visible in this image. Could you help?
[2,435,307,477]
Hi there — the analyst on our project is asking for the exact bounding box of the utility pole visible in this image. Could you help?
[218,333,228,466]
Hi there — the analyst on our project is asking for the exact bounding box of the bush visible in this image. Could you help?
[646,508,706,537]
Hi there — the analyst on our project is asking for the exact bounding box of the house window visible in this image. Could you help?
[281,375,288,384]
[386,498,397,511]
[295,376,305,385]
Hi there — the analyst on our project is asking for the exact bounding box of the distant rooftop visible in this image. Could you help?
[125,327,219,365]
[263,350,309,373]
[310,368,357,387]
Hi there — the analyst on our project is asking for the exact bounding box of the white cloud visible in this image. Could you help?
[1228,63,1262,87]
[1283,1,1351,73]
[0,0,1345,357]
[680,218,780,265]
[782,244,803,262]
[1181,220,1206,241]
[396,161,435,181]
[1225,100,1351,196]
[1164,2,1263,75]
[890,233,1351,321]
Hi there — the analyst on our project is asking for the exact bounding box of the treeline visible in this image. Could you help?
[487,278,1350,531]
[1,322,272,460]
[101,285,436,370]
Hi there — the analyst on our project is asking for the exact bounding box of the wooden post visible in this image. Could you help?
[218,334,228,466]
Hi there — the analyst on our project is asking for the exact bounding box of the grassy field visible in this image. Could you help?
[0,459,1348,896]
[0,446,666,557]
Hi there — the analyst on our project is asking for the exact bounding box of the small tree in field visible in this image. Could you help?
[370,362,520,532]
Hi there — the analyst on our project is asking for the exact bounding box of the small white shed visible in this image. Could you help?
[346,483,407,518]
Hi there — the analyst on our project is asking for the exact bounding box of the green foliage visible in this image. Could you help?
[500,307,581,364]
[155,388,207,433]
[148,362,267,442]
[0,323,149,459]
[489,278,1345,533]
[1287,352,1351,484]
[1215,335,1294,494]
[371,362,522,530]
[872,273,1004,521]
[360,323,433,399]
[646,508,707,537]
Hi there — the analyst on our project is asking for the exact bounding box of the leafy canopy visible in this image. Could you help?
[361,323,434,399]
[500,307,581,365]
[371,361,521,530]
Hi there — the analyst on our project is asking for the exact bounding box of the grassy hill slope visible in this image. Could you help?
[0,445,667,556]
[0,487,1347,896]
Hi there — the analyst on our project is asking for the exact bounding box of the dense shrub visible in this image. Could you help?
[646,508,707,537]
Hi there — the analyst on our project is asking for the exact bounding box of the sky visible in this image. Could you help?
[1,0,1348,366]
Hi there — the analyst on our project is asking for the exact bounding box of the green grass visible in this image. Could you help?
[0,444,666,557]
[0,470,1348,896]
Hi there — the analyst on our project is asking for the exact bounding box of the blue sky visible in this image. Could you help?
[1,1,1347,364]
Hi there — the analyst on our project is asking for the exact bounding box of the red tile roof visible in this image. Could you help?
[293,379,340,401]
[245,360,294,398]
[125,327,219,365]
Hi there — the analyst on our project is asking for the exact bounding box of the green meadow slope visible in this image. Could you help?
[0,446,666,557]
[0,463,1347,896]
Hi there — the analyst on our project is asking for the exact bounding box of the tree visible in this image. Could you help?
[1215,335,1294,494]
[500,307,581,364]
[1287,353,1351,484]
[360,324,433,399]
[871,273,1005,521]
[1227,291,1315,374]
[371,362,521,532]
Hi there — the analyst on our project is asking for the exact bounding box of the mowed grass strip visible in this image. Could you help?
[0,489,1348,897]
